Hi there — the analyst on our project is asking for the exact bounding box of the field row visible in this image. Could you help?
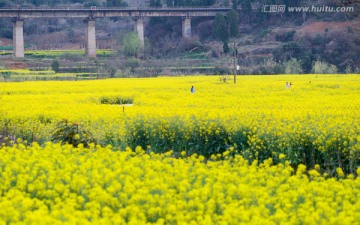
[0,143,359,224]
[0,75,359,174]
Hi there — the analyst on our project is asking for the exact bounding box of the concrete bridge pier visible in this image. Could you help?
[85,18,96,57]
[182,17,191,38]
[12,18,24,58]
[134,17,145,49]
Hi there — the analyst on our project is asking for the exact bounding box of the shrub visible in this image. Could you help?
[99,96,133,105]
[51,60,60,73]
[115,68,132,78]
[123,32,141,57]
[273,63,285,74]
[275,30,296,42]
[284,58,303,74]
[214,66,230,75]
[345,65,353,74]
[177,37,203,52]
[1,71,12,80]
[51,119,95,148]
[125,58,140,74]
[197,20,213,41]
[223,42,230,54]
[312,60,338,74]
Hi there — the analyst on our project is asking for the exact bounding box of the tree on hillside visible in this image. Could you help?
[168,0,215,6]
[312,60,338,74]
[174,0,184,6]
[195,0,216,5]
[0,0,6,7]
[238,0,251,10]
[284,58,303,74]
[166,0,173,6]
[223,42,230,54]
[238,0,252,22]
[123,32,141,57]
[213,13,229,43]
[227,9,239,37]
[150,0,162,6]
[51,60,60,73]
[232,0,239,9]
[106,0,127,7]
[214,13,230,54]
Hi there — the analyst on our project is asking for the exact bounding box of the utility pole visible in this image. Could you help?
[233,41,237,84]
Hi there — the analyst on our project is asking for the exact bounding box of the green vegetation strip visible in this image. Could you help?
[0,49,112,57]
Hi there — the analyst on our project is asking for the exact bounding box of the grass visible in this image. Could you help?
[0,49,112,57]
[0,69,97,81]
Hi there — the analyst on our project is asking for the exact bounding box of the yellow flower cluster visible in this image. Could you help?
[1,143,360,224]
[0,75,359,171]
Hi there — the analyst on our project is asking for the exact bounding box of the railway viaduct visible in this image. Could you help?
[0,7,231,57]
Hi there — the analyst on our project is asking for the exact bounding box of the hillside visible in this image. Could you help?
[0,0,359,75]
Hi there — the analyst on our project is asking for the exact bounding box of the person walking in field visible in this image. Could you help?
[191,86,195,93]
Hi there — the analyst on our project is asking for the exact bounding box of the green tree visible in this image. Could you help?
[106,0,127,7]
[214,13,230,54]
[232,0,238,9]
[345,65,353,74]
[174,0,185,6]
[172,0,215,6]
[239,0,251,11]
[238,0,252,22]
[284,58,303,74]
[223,42,230,54]
[51,60,60,73]
[312,60,338,74]
[150,0,161,6]
[123,32,141,57]
[227,9,239,37]
[0,0,6,7]
[125,58,140,74]
[166,0,173,6]
[213,13,229,43]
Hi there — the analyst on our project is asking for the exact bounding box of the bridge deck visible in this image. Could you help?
[0,7,232,18]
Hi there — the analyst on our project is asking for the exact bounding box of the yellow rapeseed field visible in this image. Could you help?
[0,74,360,223]
[0,143,360,224]
[1,75,359,168]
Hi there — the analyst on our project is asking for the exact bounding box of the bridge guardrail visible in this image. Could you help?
[0,6,235,10]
